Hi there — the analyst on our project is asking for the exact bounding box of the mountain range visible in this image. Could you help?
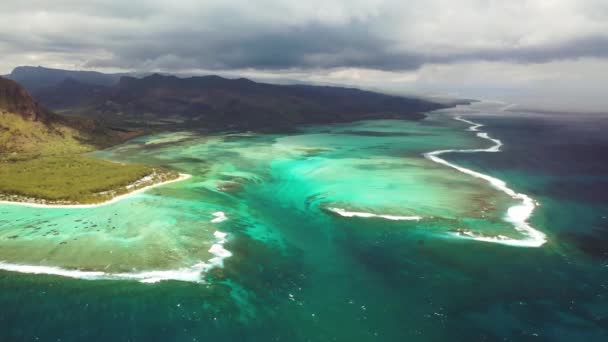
[5,66,453,132]
[5,66,130,92]
[0,65,464,159]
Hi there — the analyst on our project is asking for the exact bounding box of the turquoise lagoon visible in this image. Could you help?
[0,110,606,341]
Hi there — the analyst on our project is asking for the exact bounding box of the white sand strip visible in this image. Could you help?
[0,173,192,209]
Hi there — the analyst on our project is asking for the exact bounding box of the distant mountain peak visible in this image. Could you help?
[6,65,135,93]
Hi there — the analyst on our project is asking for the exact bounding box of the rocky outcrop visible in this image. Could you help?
[0,77,50,122]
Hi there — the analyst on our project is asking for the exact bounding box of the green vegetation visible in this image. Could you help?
[0,113,178,204]
[0,112,142,161]
[0,112,177,205]
[0,155,178,204]
[0,76,179,205]
[0,112,92,159]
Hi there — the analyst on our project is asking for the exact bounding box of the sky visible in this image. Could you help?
[1,0,607,112]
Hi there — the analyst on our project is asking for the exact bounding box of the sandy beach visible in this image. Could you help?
[0,173,192,209]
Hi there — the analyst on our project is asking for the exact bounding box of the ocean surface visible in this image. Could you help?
[0,105,607,341]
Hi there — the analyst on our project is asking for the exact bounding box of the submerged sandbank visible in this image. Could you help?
[0,211,231,283]
[0,229,229,284]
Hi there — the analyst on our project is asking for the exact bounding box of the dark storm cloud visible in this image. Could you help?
[83,30,608,72]
[1,0,608,72]
[81,22,427,71]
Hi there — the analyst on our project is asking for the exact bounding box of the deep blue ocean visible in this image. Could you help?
[1,110,607,341]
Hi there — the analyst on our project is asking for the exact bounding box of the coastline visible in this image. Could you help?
[0,173,192,209]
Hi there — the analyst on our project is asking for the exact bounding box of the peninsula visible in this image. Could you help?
[0,76,182,206]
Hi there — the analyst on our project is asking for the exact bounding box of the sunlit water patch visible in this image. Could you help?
[0,116,540,283]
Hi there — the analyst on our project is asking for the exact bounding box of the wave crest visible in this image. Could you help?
[327,207,422,221]
[0,226,233,283]
[425,116,546,247]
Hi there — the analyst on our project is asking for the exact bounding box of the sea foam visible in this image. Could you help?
[424,116,547,247]
[328,207,422,221]
[211,211,228,223]
[0,228,233,283]
[208,230,232,268]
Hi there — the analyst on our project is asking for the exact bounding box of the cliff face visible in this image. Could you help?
[0,77,139,158]
[0,77,50,122]
[0,77,98,158]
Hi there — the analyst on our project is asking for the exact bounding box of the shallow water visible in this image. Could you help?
[0,109,606,341]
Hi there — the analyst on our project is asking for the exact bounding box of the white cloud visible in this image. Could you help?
[0,0,607,111]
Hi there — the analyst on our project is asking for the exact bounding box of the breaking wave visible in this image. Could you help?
[424,116,546,247]
[327,207,422,221]
[0,212,233,283]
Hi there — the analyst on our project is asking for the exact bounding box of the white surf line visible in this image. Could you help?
[208,213,232,267]
[0,173,192,209]
[207,230,232,268]
[0,261,213,284]
[424,116,547,247]
[328,207,422,221]
[0,216,232,284]
[211,211,228,223]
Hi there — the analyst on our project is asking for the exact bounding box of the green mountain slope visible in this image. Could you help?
[0,77,177,205]
[0,77,89,157]
[0,77,143,159]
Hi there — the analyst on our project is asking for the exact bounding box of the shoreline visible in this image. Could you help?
[0,173,192,209]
